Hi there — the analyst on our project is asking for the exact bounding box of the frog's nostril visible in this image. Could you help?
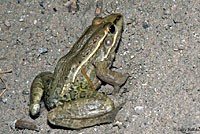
[114,16,121,24]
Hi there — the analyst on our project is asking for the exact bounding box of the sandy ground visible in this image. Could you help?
[0,0,200,134]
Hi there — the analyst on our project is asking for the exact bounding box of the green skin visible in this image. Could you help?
[30,13,128,129]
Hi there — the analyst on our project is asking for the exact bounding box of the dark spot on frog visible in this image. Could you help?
[80,91,86,98]
[63,94,70,101]
[57,84,62,88]
[93,39,97,44]
[33,93,38,97]
[45,91,50,97]
[70,90,78,100]
[46,79,51,84]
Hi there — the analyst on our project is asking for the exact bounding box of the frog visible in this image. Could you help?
[29,13,128,129]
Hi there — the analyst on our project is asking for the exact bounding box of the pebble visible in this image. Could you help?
[8,94,12,98]
[2,98,7,103]
[95,1,103,16]
[10,120,17,130]
[135,106,144,110]
[22,90,29,95]
[173,48,179,51]
[39,1,44,8]
[4,20,11,27]
[33,20,37,25]
[142,22,149,29]
[19,17,24,22]
[178,45,185,50]
[113,120,123,129]
[36,32,41,37]
[64,0,78,12]
[130,55,135,59]
[134,106,144,114]
[38,47,48,54]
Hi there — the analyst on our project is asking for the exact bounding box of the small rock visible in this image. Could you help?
[95,1,103,16]
[178,45,185,50]
[7,94,12,98]
[173,48,179,51]
[64,0,78,12]
[142,22,149,29]
[39,1,44,8]
[10,120,17,130]
[53,8,57,12]
[4,20,11,27]
[135,106,144,110]
[11,119,39,131]
[134,106,144,114]
[38,47,48,54]
[22,90,29,95]
[36,32,41,37]
[2,98,7,103]
[33,20,37,25]
[113,120,123,129]
[130,55,135,59]
[19,16,24,22]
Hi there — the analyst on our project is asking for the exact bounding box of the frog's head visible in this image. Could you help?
[92,13,123,61]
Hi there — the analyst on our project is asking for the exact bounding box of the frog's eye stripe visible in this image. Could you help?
[104,27,118,59]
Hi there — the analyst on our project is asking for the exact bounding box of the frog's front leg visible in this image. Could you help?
[30,72,53,116]
[47,91,124,129]
[95,61,129,94]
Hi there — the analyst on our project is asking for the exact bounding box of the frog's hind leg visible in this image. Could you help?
[30,72,53,116]
[47,91,124,129]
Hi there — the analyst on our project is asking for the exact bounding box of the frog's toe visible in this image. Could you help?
[30,104,40,116]
[111,102,125,118]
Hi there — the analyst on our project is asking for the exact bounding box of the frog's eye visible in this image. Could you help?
[109,25,116,34]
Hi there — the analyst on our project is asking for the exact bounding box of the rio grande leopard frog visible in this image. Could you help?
[29,13,128,129]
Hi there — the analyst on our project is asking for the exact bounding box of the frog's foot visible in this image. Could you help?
[30,72,53,116]
[102,102,125,122]
[47,92,124,129]
[95,61,129,94]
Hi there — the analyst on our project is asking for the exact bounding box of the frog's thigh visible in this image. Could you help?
[96,61,129,93]
[48,92,119,129]
[30,72,53,116]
